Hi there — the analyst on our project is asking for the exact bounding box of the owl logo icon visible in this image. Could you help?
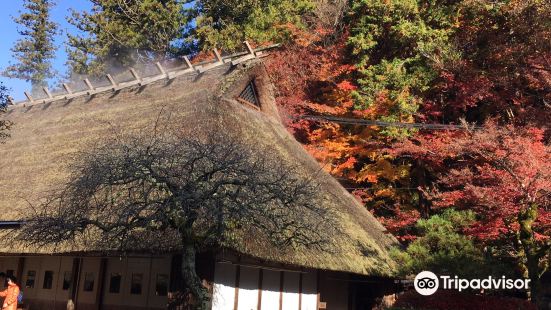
[414,271,439,295]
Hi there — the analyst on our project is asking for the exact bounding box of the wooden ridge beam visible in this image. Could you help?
[12,43,280,106]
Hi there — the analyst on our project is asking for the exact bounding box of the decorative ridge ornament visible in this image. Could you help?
[10,42,279,108]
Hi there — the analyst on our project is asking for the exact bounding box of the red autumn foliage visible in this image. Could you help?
[392,122,551,242]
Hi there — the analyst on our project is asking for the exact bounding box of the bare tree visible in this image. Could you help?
[17,120,338,309]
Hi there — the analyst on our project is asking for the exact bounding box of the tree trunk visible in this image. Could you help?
[518,203,541,305]
[181,241,210,310]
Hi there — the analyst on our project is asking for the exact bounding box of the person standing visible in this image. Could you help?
[0,276,19,310]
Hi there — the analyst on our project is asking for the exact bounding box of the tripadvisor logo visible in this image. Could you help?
[414,271,530,296]
[414,271,439,296]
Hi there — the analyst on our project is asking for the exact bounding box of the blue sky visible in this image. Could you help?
[0,0,91,100]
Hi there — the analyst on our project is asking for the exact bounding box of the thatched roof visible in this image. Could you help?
[0,59,398,277]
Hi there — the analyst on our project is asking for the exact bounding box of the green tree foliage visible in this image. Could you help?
[67,0,315,75]
[391,209,512,279]
[347,0,462,138]
[66,0,189,75]
[191,0,314,51]
[0,83,12,143]
[3,0,58,93]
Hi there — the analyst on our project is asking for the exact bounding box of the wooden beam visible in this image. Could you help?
[70,258,82,306]
[231,54,255,66]
[106,74,117,88]
[231,41,258,66]
[62,83,73,94]
[96,258,107,310]
[84,78,94,90]
[213,48,223,63]
[316,270,321,310]
[183,56,194,70]
[298,272,303,310]
[169,254,184,297]
[233,265,241,310]
[237,97,261,111]
[42,87,53,99]
[24,91,34,103]
[244,41,256,56]
[257,269,263,310]
[155,62,168,78]
[16,257,25,287]
[279,271,284,310]
[129,68,143,86]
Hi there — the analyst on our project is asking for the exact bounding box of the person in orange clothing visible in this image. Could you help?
[0,276,19,310]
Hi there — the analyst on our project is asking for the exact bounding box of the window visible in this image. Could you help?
[237,81,260,107]
[43,271,54,289]
[25,271,36,289]
[109,273,122,294]
[155,274,168,296]
[62,271,72,290]
[83,272,95,292]
[130,273,143,295]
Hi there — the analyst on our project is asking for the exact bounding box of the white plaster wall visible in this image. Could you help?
[237,266,258,310]
[259,270,280,310]
[211,263,321,310]
[212,263,236,310]
[301,271,317,310]
[281,272,300,310]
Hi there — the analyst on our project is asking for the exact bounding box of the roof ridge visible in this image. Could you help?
[8,42,279,110]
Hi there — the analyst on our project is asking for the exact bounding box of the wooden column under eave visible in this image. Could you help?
[95,258,108,310]
[70,258,82,309]
[257,269,263,310]
[278,271,284,310]
[233,265,241,310]
[169,254,184,303]
[298,272,303,310]
[15,257,24,286]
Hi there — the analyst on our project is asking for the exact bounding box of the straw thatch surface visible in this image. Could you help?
[0,60,398,276]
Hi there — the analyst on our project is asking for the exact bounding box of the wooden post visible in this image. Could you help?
[144,257,154,308]
[62,83,73,94]
[298,272,303,310]
[257,269,263,310]
[233,265,241,310]
[105,74,117,88]
[213,48,223,63]
[279,271,284,310]
[244,41,256,56]
[168,254,184,305]
[129,68,142,82]
[70,258,82,310]
[24,91,34,103]
[155,62,168,78]
[42,87,53,99]
[95,258,107,310]
[84,78,94,90]
[16,257,25,286]
[183,56,193,70]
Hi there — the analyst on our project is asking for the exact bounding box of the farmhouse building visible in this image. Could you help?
[0,46,398,310]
